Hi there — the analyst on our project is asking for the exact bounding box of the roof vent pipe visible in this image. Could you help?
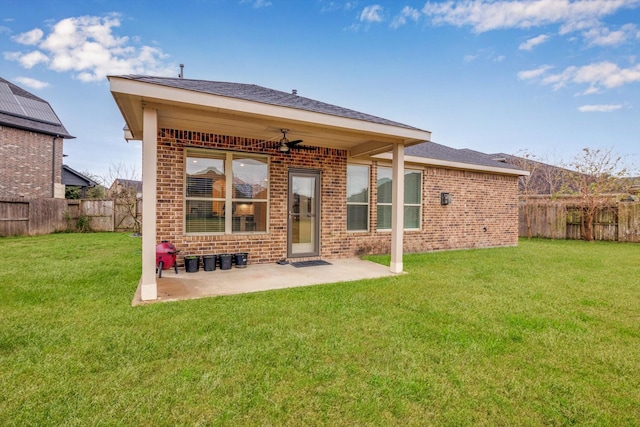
[179,64,184,79]
[292,89,297,95]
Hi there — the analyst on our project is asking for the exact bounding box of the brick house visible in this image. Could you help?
[109,75,526,301]
[0,77,74,199]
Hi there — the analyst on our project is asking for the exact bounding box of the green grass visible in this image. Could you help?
[1,234,639,426]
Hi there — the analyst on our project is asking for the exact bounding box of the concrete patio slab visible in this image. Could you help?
[132,258,398,305]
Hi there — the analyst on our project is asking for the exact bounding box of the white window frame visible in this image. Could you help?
[376,166,422,232]
[346,164,370,232]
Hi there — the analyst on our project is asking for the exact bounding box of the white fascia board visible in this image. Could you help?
[123,127,135,141]
[373,153,530,176]
[109,77,432,142]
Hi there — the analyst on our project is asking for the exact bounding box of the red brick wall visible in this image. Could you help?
[345,166,519,256]
[155,129,519,265]
[0,126,63,199]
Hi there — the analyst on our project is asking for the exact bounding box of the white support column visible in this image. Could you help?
[390,143,405,274]
[140,107,158,300]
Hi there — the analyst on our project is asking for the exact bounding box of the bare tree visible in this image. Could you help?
[82,170,106,198]
[102,162,142,234]
[507,151,565,196]
[508,150,541,238]
[536,152,565,196]
[563,147,629,241]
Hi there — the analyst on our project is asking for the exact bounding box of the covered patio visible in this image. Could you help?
[132,258,397,305]
[109,75,432,302]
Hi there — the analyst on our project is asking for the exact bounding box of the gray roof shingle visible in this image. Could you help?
[117,75,422,131]
[0,77,74,138]
[406,142,526,171]
[62,164,98,187]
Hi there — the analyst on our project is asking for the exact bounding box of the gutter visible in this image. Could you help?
[373,153,529,177]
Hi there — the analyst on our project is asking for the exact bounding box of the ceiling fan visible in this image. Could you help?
[274,129,315,153]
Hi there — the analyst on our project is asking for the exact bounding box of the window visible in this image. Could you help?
[185,150,268,234]
[231,156,268,233]
[347,164,369,231]
[185,153,226,233]
[377,167,422,230]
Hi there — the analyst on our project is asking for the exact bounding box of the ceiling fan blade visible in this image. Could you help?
[250,135,282,149]
[286,139,304,147]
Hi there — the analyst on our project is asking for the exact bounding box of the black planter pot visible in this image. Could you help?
[203,255,217,271]
[234,252,248,268]
[184,256,200,273]
[219,254,233,270]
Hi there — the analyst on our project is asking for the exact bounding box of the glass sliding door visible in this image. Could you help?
[288,170,320,257]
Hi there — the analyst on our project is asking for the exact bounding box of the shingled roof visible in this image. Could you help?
[0,77,74,138]
[406,142,525,172]
[118,75,421,131]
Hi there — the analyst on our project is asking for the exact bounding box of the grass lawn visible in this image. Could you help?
[1,233,639,426]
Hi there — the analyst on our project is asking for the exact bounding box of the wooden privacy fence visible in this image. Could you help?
[519,197,640,242]
[0,198,141,237]
[0,198,69,236]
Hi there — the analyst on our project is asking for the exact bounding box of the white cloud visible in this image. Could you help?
[391,6,421,28]
[578,104,623,112]
[12,28,44,45]
[4,14,174,82]
[14,50,49,68]
[517,65,554,80]
[521,61,640,92]
[464,48,505,63]
[360,5,384,23]
[422,0,639,34]
[14,76,50,89]
[583,24,637,46]
[2,51,19,61]
[574,61,640,89]
[321,1,358,13]
[344,23,360,32]
[581,86,601,95]
[519,34,550,50]
[239,0,272,7]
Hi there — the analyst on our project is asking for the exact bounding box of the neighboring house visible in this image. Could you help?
[62,164,98,198]
[108,178,143,233]
[0,77,75,199]
[108,179,142,199]
[109,75,526,300]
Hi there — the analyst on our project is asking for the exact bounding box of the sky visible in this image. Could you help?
[1,0,639,181]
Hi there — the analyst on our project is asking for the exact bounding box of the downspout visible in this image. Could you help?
[51,136,59,198]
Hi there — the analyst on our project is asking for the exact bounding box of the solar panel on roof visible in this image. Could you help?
[16,96,61,124]
[0,81,61,125]
[0,82,26,116]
